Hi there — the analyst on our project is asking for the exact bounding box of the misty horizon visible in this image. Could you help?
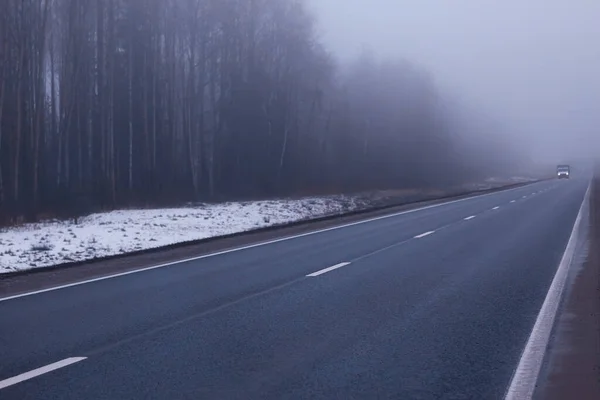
[308,0,600,163]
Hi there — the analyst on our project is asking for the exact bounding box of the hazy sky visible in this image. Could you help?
[307,0,600,162]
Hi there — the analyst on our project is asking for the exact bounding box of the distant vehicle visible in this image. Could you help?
[556,165,570,179]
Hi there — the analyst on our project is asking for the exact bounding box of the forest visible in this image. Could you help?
[0,0,527,224]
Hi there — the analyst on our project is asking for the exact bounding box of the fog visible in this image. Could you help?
[308,0,600,164]
[2,0,598,223]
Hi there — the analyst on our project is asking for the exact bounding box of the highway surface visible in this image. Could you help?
[0,177,589,399]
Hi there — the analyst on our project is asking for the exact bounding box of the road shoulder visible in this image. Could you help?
[0,182,537,300]
[535,179,600,399]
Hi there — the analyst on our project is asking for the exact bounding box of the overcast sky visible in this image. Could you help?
[307,0,600,162]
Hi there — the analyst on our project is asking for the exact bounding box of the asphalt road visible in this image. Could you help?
[0,177,589,399]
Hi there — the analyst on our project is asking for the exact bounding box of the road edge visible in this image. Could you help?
[504,180,591,400]
[1,181,540,280]
[0,181,542,301]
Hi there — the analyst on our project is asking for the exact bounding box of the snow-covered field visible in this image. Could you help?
[0,196,366,274]
[0,177,538,274]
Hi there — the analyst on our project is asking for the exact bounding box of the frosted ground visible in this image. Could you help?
[0,196,366,273]
[0,177,536,274]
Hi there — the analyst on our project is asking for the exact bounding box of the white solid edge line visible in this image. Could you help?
[307,262,351,277]
[0,182,539,303]
[414,231,435,239]
[493,206,500,210]
[0,357,87,390]
[504,182,590,400]
[464,215,476,220]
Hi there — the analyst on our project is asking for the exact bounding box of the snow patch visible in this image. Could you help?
[0,177,535,274]
[0,196,365,273]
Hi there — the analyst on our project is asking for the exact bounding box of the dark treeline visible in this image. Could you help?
[0,0,524,224]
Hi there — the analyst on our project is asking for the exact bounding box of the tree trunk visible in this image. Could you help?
[0,46,6,204]
[108,0,116,204]
[96,0,105,200]
[0,82,4,206]
[128,27,134,194]
[14,45,25,204]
